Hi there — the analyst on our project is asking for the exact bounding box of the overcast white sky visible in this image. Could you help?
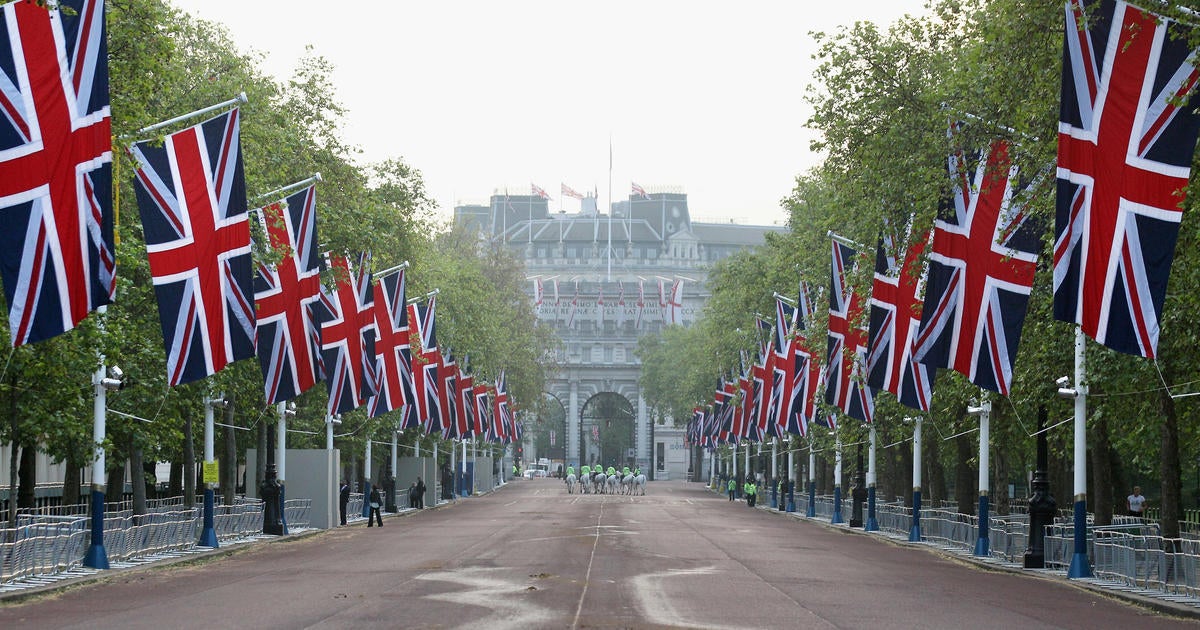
[170,1,932,226]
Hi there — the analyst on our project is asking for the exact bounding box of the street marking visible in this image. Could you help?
[417,567,554,629]
[571,500,605,630]
[629,566,755,630]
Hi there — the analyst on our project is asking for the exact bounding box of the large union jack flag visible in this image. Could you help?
[867,227,935,411]
[791,283,823,437]
[367,268,417,427]
[1054,0,1200,358]
[825,239,875,423]
[473,380,491,437]
[914,134,1040,395]
[408,297,443,434]
[439,350,460,438]
[491,370,513,443]
[457,362,477,438]
[316,253,376,414]
[254,185,322,403]
[0,0,113,347]
[131,109,254,386]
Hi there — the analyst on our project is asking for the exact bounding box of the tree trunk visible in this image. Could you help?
[106,463,124,505]
[900,439,913,507]
[62,451,82,507]
[1090,413,1115,526]
[1160,390,1182,539]
[130,441,146,516]
[257,416,268,499]
[928,430,947,505]
[994,451,1010,516]
[955,428,975,514]
[17,442,36,509]
[222,395,236,504]
[183,407,195,507]
[168,460,182,499]
[8,381,19,526]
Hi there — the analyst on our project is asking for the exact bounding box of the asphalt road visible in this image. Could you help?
[0,479,1193,629]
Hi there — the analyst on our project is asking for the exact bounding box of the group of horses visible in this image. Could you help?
[564,471,646,495]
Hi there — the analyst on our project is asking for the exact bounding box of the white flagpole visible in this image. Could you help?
[135,93,247,137]
[253,172,323,203]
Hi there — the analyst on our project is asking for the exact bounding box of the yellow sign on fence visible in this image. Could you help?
[203,460,219,484]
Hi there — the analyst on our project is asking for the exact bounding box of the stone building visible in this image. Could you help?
[455,187,784,480]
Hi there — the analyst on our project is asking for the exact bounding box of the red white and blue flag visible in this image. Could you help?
[456,360,476,438]
[439,349,460,438]
[561,183,584,200]
[0,0,114,347]
[408,297,443,434]
[254,186,322,404]
[1054,0,1200,358]
[531,183,551,200]
[368,268,417,427]
[825,239,875,423]
[491,370,513,443]
[131,108,254,386]
[914,134,1040,395]
[635,281,645,329]
[316,253,376,414]
[867,227,935,411]
[667,280,684,325]
[473,380,491,437]
[789,283,823,437]
[632,182,649,199]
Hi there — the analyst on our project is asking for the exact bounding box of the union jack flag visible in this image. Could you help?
[631,182,649,199]
[439,350,460,438]
[616,283,626,328]
[315,253,376,414]
[531,183,551,200]
[254,186,322,404]
[457,360,476,438]
[473,380,491,437]
[131,108,253,386]
[1054,0,1200,358]
[367,269,417,427]
[914,134,1040,395]
[667,280,684,325]
[561,183,584,200]
[867,227,935,411]
[635,281,645,329]
[408,297,443,434]
[492,370,513,443]
[658,279,669,324]
[0,0,113,347]
[769,295,803,437]
[533,278,543,312]
[788,283,822,437]
[825,239,875,423]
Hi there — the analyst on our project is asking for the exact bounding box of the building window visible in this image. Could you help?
[567,247,577,258]
[604,347,613,363]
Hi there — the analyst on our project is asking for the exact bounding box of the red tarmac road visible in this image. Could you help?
[0,479,1194,629]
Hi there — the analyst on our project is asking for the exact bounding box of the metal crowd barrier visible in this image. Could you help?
[0,519,89,583]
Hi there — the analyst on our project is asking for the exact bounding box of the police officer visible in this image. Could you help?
[728,477,737,501]
[746,480,757,507]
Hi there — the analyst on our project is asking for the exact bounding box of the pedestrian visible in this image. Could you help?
[338,480,350,526]
[407,482,418,509]
[728,477,736,501]
[746,480,757,508]
[1127,486,1147,517]
[415,476,426,509]
[368,485,383,527]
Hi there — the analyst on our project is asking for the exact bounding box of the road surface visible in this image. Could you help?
[0,479,1192,628]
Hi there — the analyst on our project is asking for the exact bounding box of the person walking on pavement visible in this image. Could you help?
[415,476,427,509]
[338,480,350,526]
[408,482,418,509]
[728,477,737,501]
[368,485,383,527]
[746,480,757,508]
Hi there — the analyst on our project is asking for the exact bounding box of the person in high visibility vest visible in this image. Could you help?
[581,464,591,477]
[746,481,757,507]
[606,466,616,477]
[567,465,575,478]
[727,478,736,501]
[513,464,519,478]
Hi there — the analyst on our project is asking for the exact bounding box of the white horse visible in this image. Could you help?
[565,473,576,494]
[621,474,635,495]
[593,472,606,494]
[606,474,619,494]
[579,473,591,494]
[633,474,647,495]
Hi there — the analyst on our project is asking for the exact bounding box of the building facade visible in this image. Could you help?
[456,187,784,480]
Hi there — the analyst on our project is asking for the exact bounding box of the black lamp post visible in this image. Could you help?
[1024,406,1056,568]
[260,422,283,535]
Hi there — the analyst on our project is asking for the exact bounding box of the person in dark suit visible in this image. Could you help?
[415,477,426,509]
[338,480,350,526]
[368,486,383,527]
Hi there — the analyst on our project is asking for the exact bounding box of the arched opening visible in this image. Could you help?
[580,392,635,470]
[530,393,566,471]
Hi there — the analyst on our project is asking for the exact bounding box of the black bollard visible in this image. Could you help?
[383,462,397,513]
[261,462,283,535]
[1024,405,1056,569]
[850,444,866,527]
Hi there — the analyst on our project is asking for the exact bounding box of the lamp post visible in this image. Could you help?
[909,416,923,542]
[832,432,844,524]
[807,442,816,517]
[277,402,294,534]
[362,435,373,519]
[866,423,878,531]
[84,336,123,570]
[199,393,226,548]
[968,394,991,556]
[1060,327,1092,579]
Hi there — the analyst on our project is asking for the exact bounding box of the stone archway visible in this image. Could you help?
[580,392,635,470]
[530,393,567,464]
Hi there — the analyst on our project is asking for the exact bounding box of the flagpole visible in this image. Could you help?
[827,230,866,251]
[375,260,410,279]
[134,92,247,137]
[607,137,613,282]
[253,173,323,203]
[406,288,439,305]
